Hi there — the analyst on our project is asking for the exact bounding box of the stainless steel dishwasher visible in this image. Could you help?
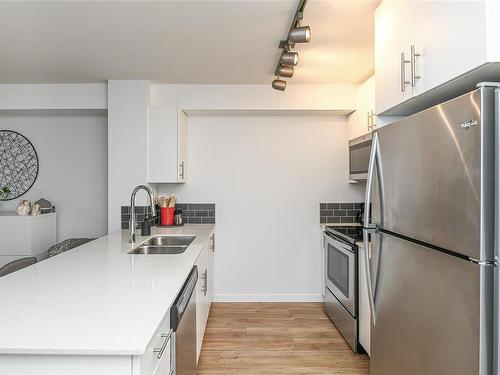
[171,266,198,375]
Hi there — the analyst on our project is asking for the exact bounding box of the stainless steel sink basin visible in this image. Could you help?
[142,235,195,247]
[128,245,188,255]
[128,235,196,255]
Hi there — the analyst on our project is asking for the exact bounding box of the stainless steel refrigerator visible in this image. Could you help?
[362,84,499,375]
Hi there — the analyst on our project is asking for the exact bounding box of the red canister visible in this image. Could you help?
[160,207,175,226]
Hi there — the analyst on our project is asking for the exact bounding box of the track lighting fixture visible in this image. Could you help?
[271,0,310,91]
[289,26,311,43]
[280,51,299,66]
[277,65,294,78]
[272,79,287,91]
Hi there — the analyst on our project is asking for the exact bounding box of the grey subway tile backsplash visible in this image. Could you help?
[120,203,215,228]
[327,203,340,210]
[182,203,215,224]
[320,202,362,224]
[340,203,354,209]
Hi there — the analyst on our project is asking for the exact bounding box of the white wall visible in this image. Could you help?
[151,84,357,112]
[0,114,108,241]
[107,82,359,232]
[107,80,150,232]
[0,83,107,111]
[159,115,364,301]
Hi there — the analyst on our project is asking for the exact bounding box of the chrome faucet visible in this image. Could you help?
[129,185,156,243]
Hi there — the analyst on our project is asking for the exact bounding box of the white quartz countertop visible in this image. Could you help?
[0,224,215,356]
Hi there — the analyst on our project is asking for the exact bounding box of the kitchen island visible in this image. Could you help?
[0,224,215,375]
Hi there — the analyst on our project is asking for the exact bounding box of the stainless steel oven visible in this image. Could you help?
[324,232,356,316]
[323,230,359,352]
[349,132,372,181]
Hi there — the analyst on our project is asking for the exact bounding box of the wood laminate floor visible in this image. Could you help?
[197,302,370,375]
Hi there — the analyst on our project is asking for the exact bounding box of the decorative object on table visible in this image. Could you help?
[141,220,151,236]
[157,194,176,226]
[0,186,11,200]
[30,203,41,216]
[0,130,39,201]
[34,198,53,214]
[174,208,183,225]
[16,200,32,216]
[47,238,95,257]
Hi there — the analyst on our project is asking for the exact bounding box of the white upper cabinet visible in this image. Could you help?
[147,107,187,183]
[375,1,416,114]
[412,1,487,96]
[375,0,499,114]
[348,76,376,140]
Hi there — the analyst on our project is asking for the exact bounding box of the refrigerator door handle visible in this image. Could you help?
[364,131,379,228]
[363,229,377,326]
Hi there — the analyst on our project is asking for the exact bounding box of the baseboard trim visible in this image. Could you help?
[213,293,324,303]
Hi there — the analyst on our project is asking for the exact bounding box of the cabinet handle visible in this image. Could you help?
[400,52,410,92]
[153,329,173,359]
[201,269,208,296]
[368,110,377,132]
[410,45,421,87]
[179,161,185,179]
[210,235,215,252]
[205,269,208,296]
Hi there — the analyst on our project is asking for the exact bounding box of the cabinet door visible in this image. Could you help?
[413,1,487,96]
[348,76,376,140]
[177,110,187,183]
[30,214,57,255]
[0,217,30,256]
[207,235,215,309]
[134,310,172,375]
[357,243,370,356]
[375,1,415,114]
[147,107,179,183]
[194,246,208,363]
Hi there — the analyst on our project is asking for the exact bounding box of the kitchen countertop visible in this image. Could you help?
[0,224,215,356]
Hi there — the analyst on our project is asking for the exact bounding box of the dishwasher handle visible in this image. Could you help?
[170,266,198,331]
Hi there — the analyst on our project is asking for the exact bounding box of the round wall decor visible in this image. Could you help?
[0,130,39,201]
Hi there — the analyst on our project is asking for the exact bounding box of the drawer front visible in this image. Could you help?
[325,287,357,352]
[134,311,173,375]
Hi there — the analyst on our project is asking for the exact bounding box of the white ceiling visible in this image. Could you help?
[0,1,377,85]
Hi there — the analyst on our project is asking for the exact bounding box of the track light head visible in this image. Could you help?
[272,79,286,91]
[289,26,311,43]
[277,65,294,78]
[280,51,299,66]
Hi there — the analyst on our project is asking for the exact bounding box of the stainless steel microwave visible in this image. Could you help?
[348,133,372,181]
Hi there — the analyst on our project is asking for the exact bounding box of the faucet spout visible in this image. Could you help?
[129,185,156,243]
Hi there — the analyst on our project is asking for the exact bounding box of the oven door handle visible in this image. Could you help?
[324,235,354,254]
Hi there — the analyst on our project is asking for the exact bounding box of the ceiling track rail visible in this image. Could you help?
[271,0,311,91]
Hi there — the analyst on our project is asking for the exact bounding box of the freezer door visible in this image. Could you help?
[373,87,495,260]
[368,231,494,375]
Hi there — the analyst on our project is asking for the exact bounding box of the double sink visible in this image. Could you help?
[128,235,196,255]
